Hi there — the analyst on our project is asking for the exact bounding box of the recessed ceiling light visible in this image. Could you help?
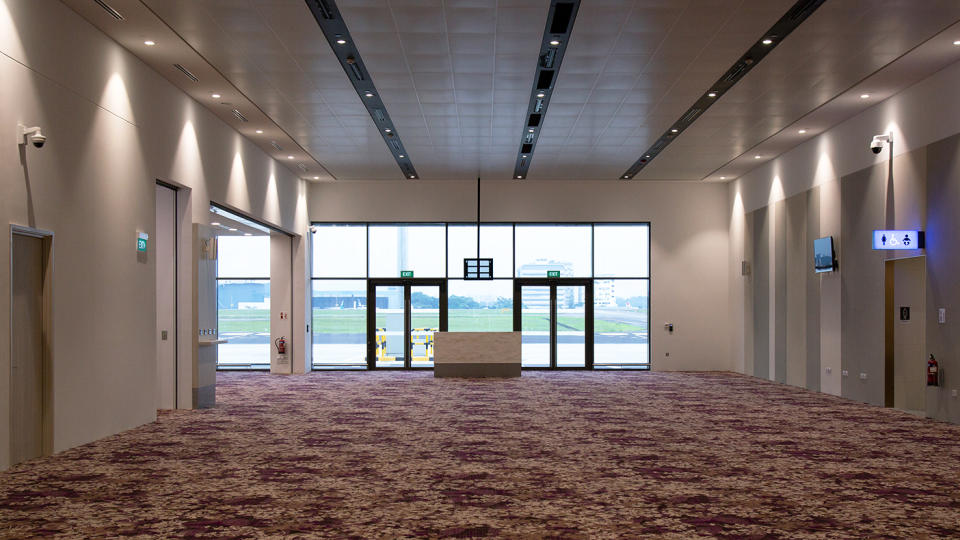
[516,175,523,179]
[364,92,374,97]
[336,38,347,45]
[521,155,527,158]
[287,155,294,159]
[144,40,156,46]
[244,233,252,237]
[623,175,629,179]
[754,155,762,159]
[762,38,773,45]
[255,129,263,134]
[409,175,416,178]
[399,154,405,158]
[211,222,220,226]
[670,128,678,133]
[798,129,807,134]
[536,92,545,98]
[528,128,535,133]
[707,92,717,98]
[645,155,650,158]
[860,94,870,99]
[211,93,221,99]
[720,176,726,180]
[549,40,561,46]
[384,128,391,133]
[228,228,237,232]
[313,176,319,180]
[953,40,960,46]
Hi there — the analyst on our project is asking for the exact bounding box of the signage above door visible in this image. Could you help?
[873,230,924,250]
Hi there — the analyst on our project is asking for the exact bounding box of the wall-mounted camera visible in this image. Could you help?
[17,124,47,148]
[870,133,891,155]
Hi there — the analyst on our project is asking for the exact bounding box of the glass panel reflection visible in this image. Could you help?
[520,286,550,367]
[374,286,405,368]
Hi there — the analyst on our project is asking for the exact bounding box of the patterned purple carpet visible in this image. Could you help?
[1,371,959,538]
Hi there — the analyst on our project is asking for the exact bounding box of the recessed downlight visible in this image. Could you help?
[144,40,156,46]
[549,40,561,46]
[409,175,415,178]
[211,222,221,226]
[528,128,535,133]
[754,155,762,159]
[707,92,717,98]
[798,129,807,134]
[384,128,391,133]
[313,176,319,180]
[336,38,347,45]
[536,92,545,98]
[398,154,405,158]
[762,38,773,45]
[287,155,294,159]
[670,128,678,133]
[211,93,221,99]
[364,91,374,97]
[623,175,629,179]
[720,176,726,180]
[953,40,960,45]
[228,228,237,232]
[255,129,263,134]
[860,93,870,99]
[516,175,523,179]
[244,233,252,236]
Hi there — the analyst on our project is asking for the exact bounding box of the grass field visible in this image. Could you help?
[219,308,647,333]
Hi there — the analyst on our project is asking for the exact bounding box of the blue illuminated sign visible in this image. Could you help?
[873,230,924,250]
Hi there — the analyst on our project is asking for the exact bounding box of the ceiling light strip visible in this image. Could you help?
[304,0,419,179]
[512,0,581,180]
[618,0,827,179]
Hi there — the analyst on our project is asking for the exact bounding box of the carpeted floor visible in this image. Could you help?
[1,371,959,539]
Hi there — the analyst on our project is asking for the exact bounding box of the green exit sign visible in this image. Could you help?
[401,270,414,278]
[547,270,560,277]
[137,232,149,252]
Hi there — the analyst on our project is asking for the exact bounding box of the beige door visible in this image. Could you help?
[11,233,45,465]
[156,185,177,409]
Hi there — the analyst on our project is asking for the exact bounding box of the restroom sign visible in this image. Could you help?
[872,230,924,250]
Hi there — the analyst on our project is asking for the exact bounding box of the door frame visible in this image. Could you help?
[366,278,447,369]
[513,278,594,369]
[9,225,55,461]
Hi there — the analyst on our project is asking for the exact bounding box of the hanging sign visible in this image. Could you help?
[872,230,924,250]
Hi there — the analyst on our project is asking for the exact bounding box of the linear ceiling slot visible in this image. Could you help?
[618,0,826,179]
[512,0,581,179]
[271,141,283,151]
[304,0,419,179]
[93,0,124,20]
[173,64,199,83]
[550,3,574,33]
[231,109,249,122]
[536,70,555,90]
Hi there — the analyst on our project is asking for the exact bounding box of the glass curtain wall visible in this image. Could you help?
[217,235,271,368]
[311,223,650,369]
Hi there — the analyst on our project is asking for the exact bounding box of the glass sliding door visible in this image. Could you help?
[514,279,592,369]
[368,280,446,369]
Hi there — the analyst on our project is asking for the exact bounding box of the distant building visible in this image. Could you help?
[517,260,579,309]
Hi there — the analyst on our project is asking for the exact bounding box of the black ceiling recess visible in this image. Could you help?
[304,0,419,179]
[512,0,581,180]
[618,0,827,180]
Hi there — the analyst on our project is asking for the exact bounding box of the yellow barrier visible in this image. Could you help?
[375,327,395,363]
[410,328,438,363]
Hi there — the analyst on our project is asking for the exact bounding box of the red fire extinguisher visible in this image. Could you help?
[927,354,939,386]
[275,336,287,355]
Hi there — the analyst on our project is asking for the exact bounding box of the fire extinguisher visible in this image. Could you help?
[927,354,939,386]
[275,336,287,355]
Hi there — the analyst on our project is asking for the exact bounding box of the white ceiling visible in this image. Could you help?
[67,0,960,182]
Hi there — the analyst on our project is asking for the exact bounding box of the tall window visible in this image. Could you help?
[310,223,651,369]
[217,235,270,368]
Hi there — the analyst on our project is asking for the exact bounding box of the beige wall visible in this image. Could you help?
[0,0,307,467]
[309,179,732,372]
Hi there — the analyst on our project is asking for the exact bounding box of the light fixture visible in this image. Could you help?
[211,222,221,226]
[385,128,391,133]
[528,128,535,133]
[144,40,156,46]
[860,94,870,99]
[255,129,263,134]
[313,176,320,180]
[720,176,726,180]
[521,155,527,158]
[645,155,650,158]
[211,93,221,99]
[336,38,347,45]
[364,92,374,97]
[670,128,678,133]
[623,175,629,179]
[762,38,773,45]
[754,155,762,159]
[287,155,294,159]
[707,92,717,98]
[409,175,415,178]
[549,40,561,46]
[536,92,545,98]
[244,233,253,237]
[398,154,405,158]
[953,40,960,46]
[516,175,523,179]
[798,129,807,134]
[228,228,237,232]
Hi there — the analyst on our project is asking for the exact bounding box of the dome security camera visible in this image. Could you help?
[870,133,891,155]
[17,124,47,149]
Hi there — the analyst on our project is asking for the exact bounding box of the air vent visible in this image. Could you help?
[231,109,249,122]
[304,0,419,180]
[173,64,199,83]
[536,70,555,90]
[550,3,574,33]
[310,0,335,19]
[618,0,826,179]
[93,0,124,20]
[271,141,283,151]
[512,0,581,180]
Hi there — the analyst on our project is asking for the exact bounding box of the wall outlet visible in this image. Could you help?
[842,370,849,377]
[859,372,868,380]
[665,352,670,357]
